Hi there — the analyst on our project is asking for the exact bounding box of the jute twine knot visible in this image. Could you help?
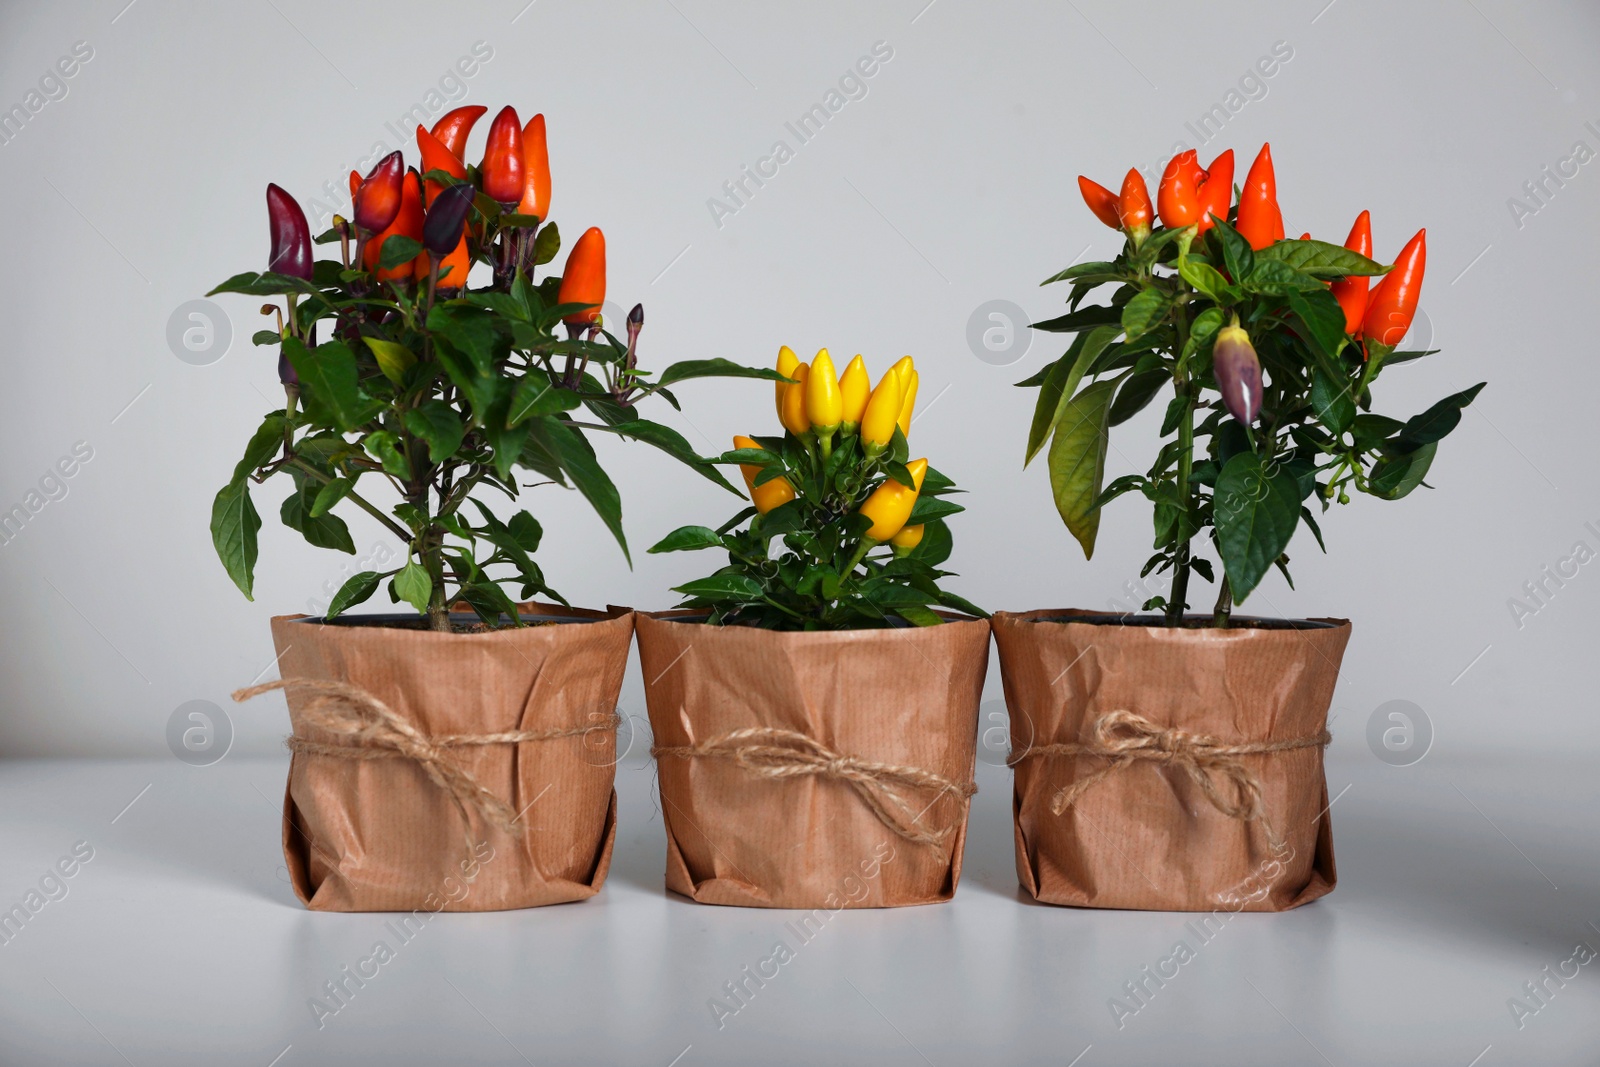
[233,679,617,844]
[652,727,976,846]
[1009,709,1331,849]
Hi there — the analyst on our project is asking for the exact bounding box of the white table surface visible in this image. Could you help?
[0,749,1594,1067]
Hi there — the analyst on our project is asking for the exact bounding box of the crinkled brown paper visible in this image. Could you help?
[637,611,989,909]
[267,604,632,912]
[993,609,1349,912]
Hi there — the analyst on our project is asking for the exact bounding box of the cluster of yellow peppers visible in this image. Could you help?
[734,347,929,555]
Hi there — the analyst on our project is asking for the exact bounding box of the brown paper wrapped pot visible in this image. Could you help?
[993,609,1348,912]
[637,611,988,909]
[264,604,633,912]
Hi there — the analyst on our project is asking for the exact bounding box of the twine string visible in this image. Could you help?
[652,726,976,846]
[233,679,617,843]
[1008,709,1331,849]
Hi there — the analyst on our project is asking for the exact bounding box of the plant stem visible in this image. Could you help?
[1212,574,1233,628]
[842,539,872,577]
[1166,313,1196,627]
[288,459,411,541]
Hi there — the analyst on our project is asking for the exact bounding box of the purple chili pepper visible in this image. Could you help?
[1212,325,1262,425]
[265,183,312,280]
[422,182,476,257]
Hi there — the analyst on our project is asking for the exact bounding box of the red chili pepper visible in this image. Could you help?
[1158,150,1203,229]
[1234,143,1279,250]
[556,226,606,324]
[347,170,360,202]
[1118,168,1152,244]
[415,125,467,206]
[1331,210,1372,335]
[265,184,312,280]
[429,105,487,160]
[479,106,525,205]
[353,151,405,234]
[516,113,552,221]
[1194,149,1233,235]
[1362,228,1425,346]
[363,170,425,281]
[1078,175,1122,230]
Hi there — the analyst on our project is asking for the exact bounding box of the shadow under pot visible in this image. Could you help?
[992,609,1350,912]
[636,611,989,909]
[242,604,633,912]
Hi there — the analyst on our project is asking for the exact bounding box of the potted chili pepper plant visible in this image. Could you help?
[996,143,1484,911]
[640,348,989,908]
[211,105,778,912]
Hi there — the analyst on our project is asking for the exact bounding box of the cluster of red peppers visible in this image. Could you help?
[262,104,609,386]
[1079,142,1427,349]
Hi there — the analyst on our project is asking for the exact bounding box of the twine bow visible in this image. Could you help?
[233,679,616,845]
[1010,709,1330,848]
[652,727,976,846]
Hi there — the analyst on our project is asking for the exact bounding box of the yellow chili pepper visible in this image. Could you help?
[890,523,924,557]
[806,348,843,437]
[890,354,915,387]
[896,369,919,438]
[775,345,799,422]
[859,367,903,456]
[780,362,811,436]
[839,354,870,432]
[859,458,926,542]
[733,435,795,514]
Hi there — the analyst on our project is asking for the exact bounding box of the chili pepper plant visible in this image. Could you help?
[209,105,778,632]
[1031,143,1484,627]
[650,348,984,629]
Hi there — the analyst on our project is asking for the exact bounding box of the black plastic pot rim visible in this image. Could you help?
[1020,612,1342,630]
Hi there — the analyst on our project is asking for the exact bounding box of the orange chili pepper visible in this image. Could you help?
[1118,168,1152,244]
[1331,210,1372,335]
[363,169,425,281]
[415,124,467,206]
[556,226,606,324]
[1157,150,1203,229]
[1234,143,1279,251]
[1077,176,1122,230]
[1362,228,1426,347]
[429,105,487,160]
[479,106,525,205]
[516,113,551,221]
[1194,149,1233,235]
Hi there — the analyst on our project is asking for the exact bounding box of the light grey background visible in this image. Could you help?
[0,1,1593,759]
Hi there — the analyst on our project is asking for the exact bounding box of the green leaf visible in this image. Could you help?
[1047,379,1118,559]
[674,574,764,600]
[1120,288,1174,341]
[533,221,561,266]
[426,305,503,375]
[402,402,466,464]
[364,337,416,384]
[232,414,287,483]
[211,480,261,600]
[507,510,543,554]
[656,359,789,387]
[326,570,382,620]
[1244,258,1325,295]
[1284,288,1349,361]
[1041,260,1121,285]
[1109,368,1168,427]
[1030,304,1122,334]
[648,525,725,553]
[280,484,356,554]
[1257,238,1387,278]
[1179,256,1233,302]
[285,338,381,432]
[310,477,353,517]
[606,420,739,495]
[907,496,964,523]
[377,235,424,271]
[1311,367,1356,436]
[524,418,629,563]
[207,271,322,298]
[508,374,580,425]
[363,430,411,480]
[1210,217,1255,282]
[895,605,945,627]
[252,330,281,347]
[1024,326,1119,465]
[394,560,432,615]
[1371,440,1437,499]
[1394,383,1486,452]
[1213,452,1301,601]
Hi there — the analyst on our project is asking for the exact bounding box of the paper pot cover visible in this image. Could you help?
[637,611,989,909]
[263,605,633,912]
[993,609,1349,912]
